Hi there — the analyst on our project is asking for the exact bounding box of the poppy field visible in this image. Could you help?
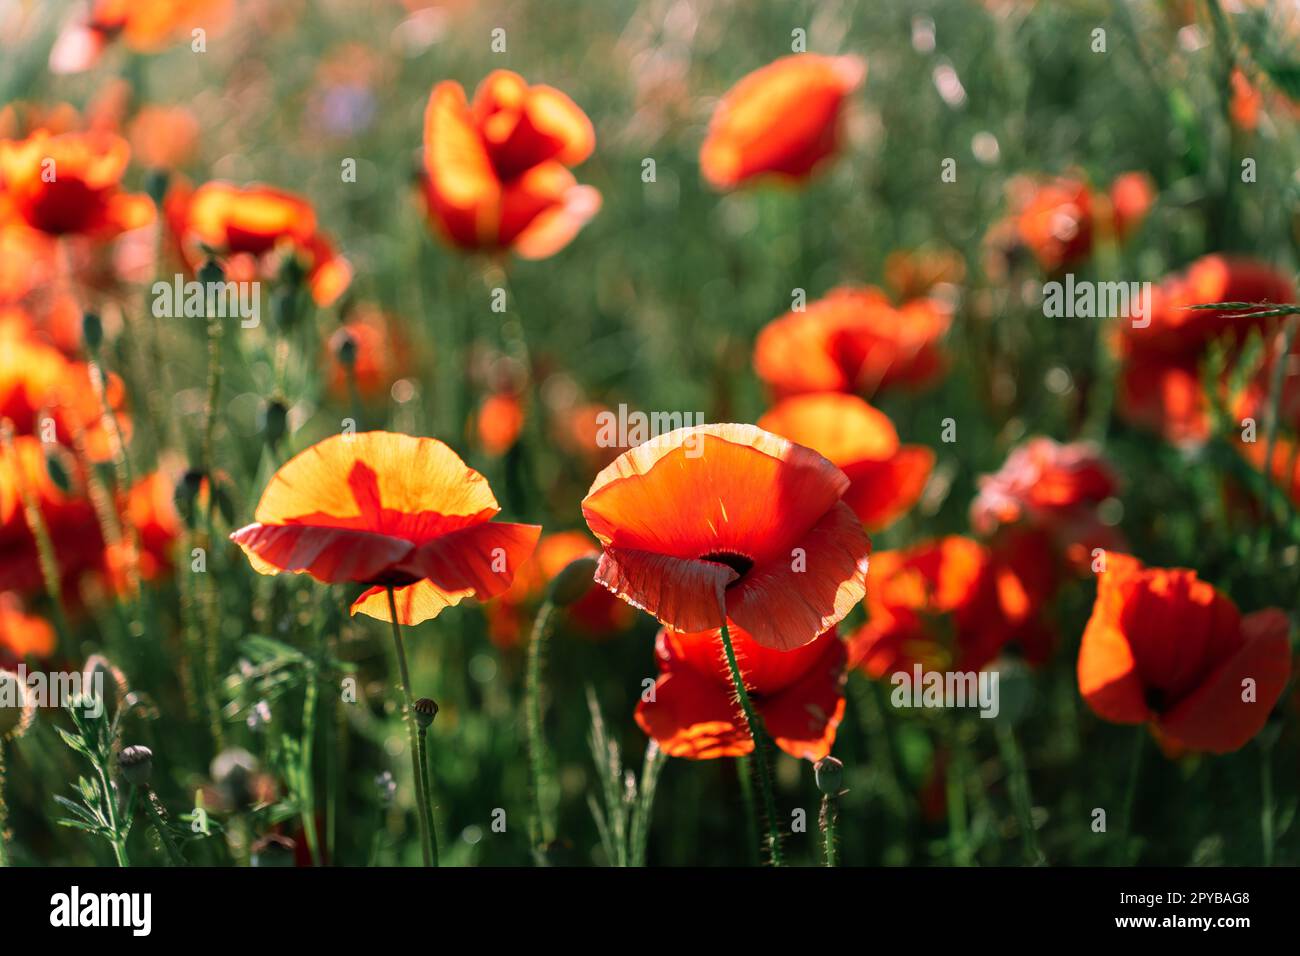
[0,0,1299,873]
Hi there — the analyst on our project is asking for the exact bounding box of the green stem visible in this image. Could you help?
[734,755,761,867]
[820,795,837,867]
[718,621,783,866]
[1260,740,1275,867]
[141,789,185,865]
[416,728,441,867]
[385,586,433,867]
[995,721,1043,865]
[1116,729,1145,865]
[525,601,558,846]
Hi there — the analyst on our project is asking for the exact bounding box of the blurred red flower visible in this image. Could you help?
[635,621,846,760]
[700,54,865,189]
[758,392,932,531]
[0,130,153,237]
[1078,553,1291,754]
[421,70,600,259]
[754,286,950,399]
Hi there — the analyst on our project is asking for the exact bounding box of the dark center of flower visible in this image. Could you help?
[697,550,755,586]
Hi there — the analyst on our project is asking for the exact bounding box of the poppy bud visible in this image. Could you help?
[261,398,289,449]
[814,756,844,797]
[144,168,171,208]
[45,449,73,494]
[413,697,439,730]
[119,745,153,787]
[174,468,205,529]
[198,257,224,287]
[334,329,358,370]
[82,311,103,351]
[549,556,598,607]
[250,833,296,867]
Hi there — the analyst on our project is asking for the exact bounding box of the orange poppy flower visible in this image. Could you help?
[753,286,950,399]
[1114,255,1295,443]
[848,536,1050,678]
[1077,554,1291,754]
[476,392,526,457]
[699,54,865,189]
[421,71,600,259]
[580,423,870,651]
[231,431,541,626]
[178,181,352,307]
[635,622,846,760]
[0,130,153,237]
[0,591,56,666]
[484,530,632,648]
[757,392,932,530]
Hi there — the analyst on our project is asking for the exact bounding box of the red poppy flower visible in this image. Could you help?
[177,181,352,307]
[581,423,870,651]
[1114,255,1295,443]
[700,54,865,189]
[757,392,932,530]
[848,536,1050,677]
[484,530,632,648]
[635,622,846,760]
[231,431,541,626]
[754,286,950,399]
[971,436,1123,573]
[1078,554,1291,754]
[0,130,153,237]
[421,71,600,259]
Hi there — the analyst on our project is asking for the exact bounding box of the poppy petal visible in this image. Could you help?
[726,501,870,650]
[1158,609,1292,754]
[594,546,734,632]
[230,522,413,584]
[760,634,847,761]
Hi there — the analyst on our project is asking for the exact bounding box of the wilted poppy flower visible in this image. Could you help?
[484,530,632,647]
[581,423,870,651]
[421,70,600,258]
[757,392,932,530]
[635,621,846,760]
[231,431,541,626]
[476,392,525,457]
[754,286,950,399]
[971,436,1122,572]
[1077,553,1291,754]
[177,181,352,307]
[700,54,866,189]
[1114,255,1295,443]
[848,536,1050,678]
[0,130,153,237]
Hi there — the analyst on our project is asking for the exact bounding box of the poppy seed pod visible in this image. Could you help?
[814,756,844,796]
[261,398,289,449]
[413,697,439,730]
[548,555,598,607]
[119,745,153,787]
[82,311,103,351]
